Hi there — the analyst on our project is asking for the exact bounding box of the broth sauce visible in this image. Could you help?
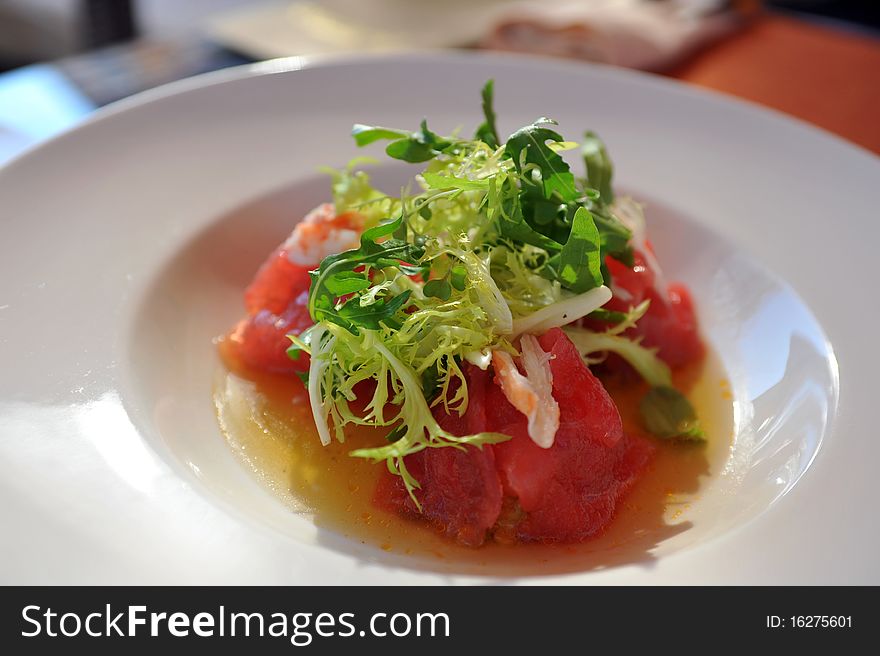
[214,340,733,574]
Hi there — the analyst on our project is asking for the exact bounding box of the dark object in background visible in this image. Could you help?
[768,0,880,30]
[80,0,138,49]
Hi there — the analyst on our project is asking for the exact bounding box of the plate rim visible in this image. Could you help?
[2,50,877,182]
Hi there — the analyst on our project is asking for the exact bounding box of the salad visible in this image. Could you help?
[221,82,706,547]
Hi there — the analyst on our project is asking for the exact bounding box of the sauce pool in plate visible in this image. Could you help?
[214,339,733,574]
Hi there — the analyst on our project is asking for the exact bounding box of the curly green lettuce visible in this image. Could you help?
[289,81,702,503]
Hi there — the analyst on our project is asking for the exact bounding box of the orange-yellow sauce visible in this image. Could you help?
[214,341,733,574]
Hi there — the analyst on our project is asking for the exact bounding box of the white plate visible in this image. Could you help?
[1,52,877,584]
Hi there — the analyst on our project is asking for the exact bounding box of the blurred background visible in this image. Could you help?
[1,0,878,164]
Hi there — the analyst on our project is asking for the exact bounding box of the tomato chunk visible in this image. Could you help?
[227,243,314,374]
[227,290,312,373]
[244,248,312,316]
[492,329,653,542]
[373,367,503,547]
[229,205,368,375]
[376,329,653,545]
[601,251,704,369]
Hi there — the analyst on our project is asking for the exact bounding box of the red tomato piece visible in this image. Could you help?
[604,251,656,311]
[376,444,503,548]
[373,366,504,547]
[244,247,312,316]
[596,251,704,369]
[228,237,316,374]
[536,328,624,448]
[491,329,654,542]
[227,290,312,374]
[634,283,703,368]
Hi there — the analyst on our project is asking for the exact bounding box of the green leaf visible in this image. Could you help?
[324,271,371,296]
[505,121,578,202]
[385,138,438,163]
[352,121,453,163]
[449,265,468,292]
[421,171,490,191]
[582,131,614,204]
[529,197,562,226]
[387,120,454,163]
[639,386,705,441]
[548,207,603,292]
[286,342,303,360]
[565,320,672,389]
[591,206,632,264]
[294,369,309,386]
[351,125,409,147]
[474,79,499,148]
[361,214,406,243]
[423,278,452,301]
[587,308,629,323]
[308,216,424,333]
[492,177,563,252]
[420,363,442,401]
[335,290,413,331]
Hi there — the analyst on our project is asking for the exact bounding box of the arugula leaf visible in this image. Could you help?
[353,120,453,163]
[528,196,564,227]
[591,206,633,264]
[490,177,563,252]
[307,217,423,333]
[323,271,371,296]
[335,290,413,331]
[639,386,705,441]
[385,138,438,163]
[474,79,500,148]
[351,125,409,147]
[547,207,603,293]
[505,120,579,202]
[582,131,615,204]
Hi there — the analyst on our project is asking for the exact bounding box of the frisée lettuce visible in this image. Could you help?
[289,81,703,504]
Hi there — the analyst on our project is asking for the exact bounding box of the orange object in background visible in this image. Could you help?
[668,14,880,154]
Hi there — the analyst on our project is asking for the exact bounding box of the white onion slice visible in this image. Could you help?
[511,285,612,336]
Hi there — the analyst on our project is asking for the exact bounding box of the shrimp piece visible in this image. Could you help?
[284,203,366,266]
[492,335,560,448]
